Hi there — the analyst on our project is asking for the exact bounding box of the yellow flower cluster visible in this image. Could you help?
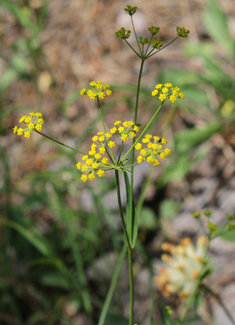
[80,80,112,100]
[77,120,140,182]
[135,135,171,166]
[155,237,208,301]
[152,83,185,102]
[13,112,44,139]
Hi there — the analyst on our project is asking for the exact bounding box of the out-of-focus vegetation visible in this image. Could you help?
[0,0,235,324]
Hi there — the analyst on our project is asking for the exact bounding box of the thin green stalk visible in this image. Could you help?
[114,170,131,250]
[131,15,142,54]
[36,131,86,155]
[117,141,124,164]
[128,248,134,325]
[125,39,141,58]
[121,101,165,161]
[97,97,115,163]
[146,36,179,59]
[98,244,127,325]
[144,35,153,57]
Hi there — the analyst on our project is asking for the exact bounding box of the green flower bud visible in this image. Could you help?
[148,26,160,35]
[227,213,235,221]
[151,38,164,49]
[204,210,212,218]
[115,27,131,39]
[124,5,137,16]
[228,223,235,230]
[192,211,200,218]
[207,222,217,233]
[176,26,190,38]
[139,37,149,45]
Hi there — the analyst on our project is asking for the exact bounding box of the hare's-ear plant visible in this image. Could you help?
[13,5,194,325]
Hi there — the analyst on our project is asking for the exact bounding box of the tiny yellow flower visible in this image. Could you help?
[89,81,96,86]
[108,141,115,148]
[153,136,160,141]
[172,88,179,96]
[96,84,102,90]
[99,147,106,154]
[29,112,35,116]
[165,148,171,155]
[161,138,167,144]
[35,113,42,117]
[137,155,143,163]
[140,149,147,156]
[135,143,142,150]
[169,95,176,103]
[155,84,163,89]
[13,126,18,133]
[118,126,125,133]
[91,143,97,149]
[164,83,172,87]
[35,124,42,131]
[28,123,35,129]
[105,133,112,139]
[102,157,109,164]
[24,131,31,138]
[159,94,166,101]
[160,152,166,159]
[142,138,149,143]
[121,134,128,141]
[81,165,88,171]
[38,118,44,124]
[99,136,105,142]
[86,158,93,166]
[145,134,152,139]
[81,174,88,182]
[104,83,110,88]
[92,162,99,169]
[147,156,154,164]
[147,143,153,149]
[110,127,117,134]
[76,162,82,169]
[133,125,139,132]
[82,155,88,160]
[89,150,96,156]
[19,116,26,123]
[94,153,101,159]
[179,92,185,99]
[152,89,158,96]
[25,116,31,124]
[114,121,121,125]
[162,87,168,93]
[17,128,24,135]
[153,159,160,166]
[92,136,99,142]
[80,88,86,95]
[106,90,112,96]
[97,132,103,136]
[97,169,105,177]
[130,132,136,138]
[123,121,129,128]
[96,80,102,84]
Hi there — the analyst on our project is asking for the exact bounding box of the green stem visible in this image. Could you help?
[128,248,134,325]
[125,39,141,58]
[131,16,141,54]
[121,101,165,162]
[117,141,124,164]
[144,35,153,57]
[97,97,115,163]
[35,131,86,155]
[146,36,179,59]
[98,244,127,325]
[114,170,131,250]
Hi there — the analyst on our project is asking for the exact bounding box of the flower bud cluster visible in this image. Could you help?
[124,5,137,16]
[139,37,149,45]
[110,120,139,142]
[227,213,235,230]
[176,26,190,38]
[13,112,44,138]
[135,135,171,166]
[151,38,164,50]
[155,237,208,301]
[152,83,185,102]
[115,27,131,39]
[148,26,160,35]
[80,80,112,100]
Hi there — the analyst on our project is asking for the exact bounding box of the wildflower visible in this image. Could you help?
[152,90,158,96]
[164,83,172,87]
[137,155,143,163]
[115,27,131,39]
[17,128,24,135]
[110,127,117,134]
[124,5,137,16]
[81,174,88,182]
[76,162,82,169]
[106,90,112,96]
[155,237,208,300]
[108,141,115,148]
[151,38,164,50]
[165,148,171,155]
[152,83,185,102]
[159,94,166,101]
[80,88,86,95]
[99,147,106,154]
[170,95,176,103]
[13,112,44,139]
[102,157,109,164]
[97,170,105,177]
[24,131,31,138]
[88,173,95,180]
[114,121,121,125]
[13,126,18,133]
[160,152,166,159]
[92,136,98,142]
[135,143,142,150]
[148,26,160,35]
[176,26,190,38]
